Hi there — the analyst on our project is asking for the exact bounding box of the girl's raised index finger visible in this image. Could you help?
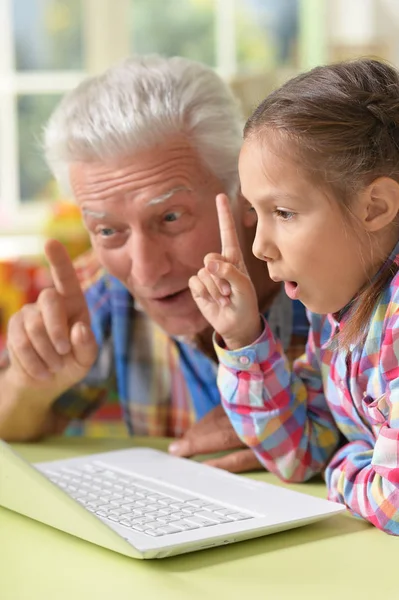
[216,193,243,264]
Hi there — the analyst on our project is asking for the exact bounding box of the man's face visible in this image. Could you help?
[70,138,227,336]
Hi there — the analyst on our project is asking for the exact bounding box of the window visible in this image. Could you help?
[1,0,322,234]
[235,0,299,72]
[0,0,86,232]
[130,0,216,67]
[129,0,301,77]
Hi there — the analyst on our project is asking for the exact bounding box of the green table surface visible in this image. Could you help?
[0,437,396,600]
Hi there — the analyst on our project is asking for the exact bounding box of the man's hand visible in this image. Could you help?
[189,194,261,350]
[168,405,263,473]
[5,239,98,403]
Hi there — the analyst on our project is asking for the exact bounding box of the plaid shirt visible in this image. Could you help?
[215,241,399,535]
[50,251,308,438]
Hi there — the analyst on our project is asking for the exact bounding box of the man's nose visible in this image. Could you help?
[129,233,172,287]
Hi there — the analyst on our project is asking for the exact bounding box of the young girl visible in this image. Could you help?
[189,58,399,535]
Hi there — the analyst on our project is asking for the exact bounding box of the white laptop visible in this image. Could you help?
[0,441,345,559]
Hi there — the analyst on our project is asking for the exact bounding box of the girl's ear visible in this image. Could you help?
[237,193,258,228]
[361,177,399,232]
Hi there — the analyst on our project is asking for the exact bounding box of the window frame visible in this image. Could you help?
[0,0,132,234]
[0,0,324,235]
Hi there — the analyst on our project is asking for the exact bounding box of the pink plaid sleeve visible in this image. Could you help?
[215,317,340,482]
[324,313,399,535]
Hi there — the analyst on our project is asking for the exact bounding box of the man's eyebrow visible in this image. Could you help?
[82,209,109,219]
[82,186,193,219]
[146,186,192,206]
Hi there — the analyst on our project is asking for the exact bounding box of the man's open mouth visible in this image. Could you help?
[152,288,190,303]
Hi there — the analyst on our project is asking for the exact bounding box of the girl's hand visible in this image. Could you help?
[189,193,262,350]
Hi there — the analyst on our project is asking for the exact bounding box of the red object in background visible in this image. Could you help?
[0,259,51,355]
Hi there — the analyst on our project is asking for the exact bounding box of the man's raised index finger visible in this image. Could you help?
[216,193,243,264]
[44,239,84,300]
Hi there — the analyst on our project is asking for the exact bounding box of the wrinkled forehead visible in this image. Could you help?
[68,142,212,205]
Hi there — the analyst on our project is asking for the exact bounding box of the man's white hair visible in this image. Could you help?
[44,55,243,200]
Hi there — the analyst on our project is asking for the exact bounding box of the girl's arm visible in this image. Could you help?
[215,314,341,483]
[190,194,340,483]
[324,316,399,535]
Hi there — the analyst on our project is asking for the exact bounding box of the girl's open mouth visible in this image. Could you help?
[284,281,299,300]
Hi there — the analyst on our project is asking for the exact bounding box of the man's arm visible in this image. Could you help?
[0,240,98,442]
[0,366,65,440]
[168,404,262,472]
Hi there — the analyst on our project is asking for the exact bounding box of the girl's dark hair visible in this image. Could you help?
[244,58,399,346]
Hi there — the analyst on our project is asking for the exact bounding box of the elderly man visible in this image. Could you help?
[0,55,308,472]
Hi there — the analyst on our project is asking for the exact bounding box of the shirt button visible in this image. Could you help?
[239,356,250,365]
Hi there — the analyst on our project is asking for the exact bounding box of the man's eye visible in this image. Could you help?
[98,227,116,237]
[163,211,181,223]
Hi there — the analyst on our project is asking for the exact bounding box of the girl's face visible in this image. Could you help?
[238,139,374,315]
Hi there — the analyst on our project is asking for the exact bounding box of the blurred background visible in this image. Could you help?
[1,0,399,346]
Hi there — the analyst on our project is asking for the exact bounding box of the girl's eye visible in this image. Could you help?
[274,209,295,221]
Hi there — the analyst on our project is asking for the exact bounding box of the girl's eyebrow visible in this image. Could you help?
[255,192,302,205]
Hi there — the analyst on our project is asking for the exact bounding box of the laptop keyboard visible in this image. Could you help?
[42,462,255,538]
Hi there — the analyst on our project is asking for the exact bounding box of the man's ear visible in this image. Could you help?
[360,177,399,232]
[237,192,258,228]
